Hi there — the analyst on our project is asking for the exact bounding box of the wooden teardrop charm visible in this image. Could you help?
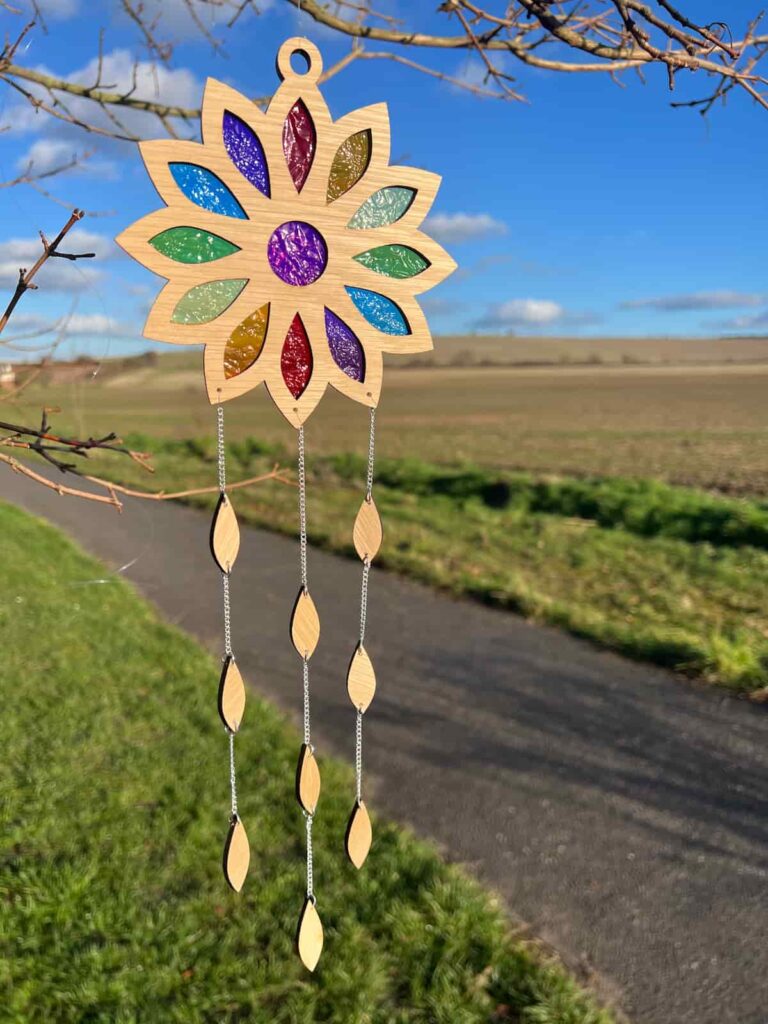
[223,815,250,892]
[295,743,321,814]
[296,897,323,972]
[210,493,240,572]
[218,656,246,732]
[347,644,376,712]
[290,588,320,659]
[345,799,372,869]
[353,496,383,561]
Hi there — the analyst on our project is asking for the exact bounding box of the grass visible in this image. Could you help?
[73,436,768,694]
[0,501,614,1024]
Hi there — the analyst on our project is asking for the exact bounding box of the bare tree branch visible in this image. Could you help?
[0,210,94,336]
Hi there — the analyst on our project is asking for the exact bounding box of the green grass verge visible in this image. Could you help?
[0,502,613,1024]
[83,436,768,693]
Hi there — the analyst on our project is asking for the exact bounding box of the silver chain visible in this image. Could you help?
[365,407,376,500]
[221,572,233,659]
[217,403,238,818]
[359,558,371,645]
[216,403,226,491]
[297,427,314,899]
[302,655,311,747]
[305,812,314,899]
[359,408,376,646]
[229,729,238,818]
[355,709,363,803]
[355,409,377,809]
[298,425,308,591]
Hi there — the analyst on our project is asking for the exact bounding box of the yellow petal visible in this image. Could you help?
[296,897,323,972]
[210,493,240,572]
[223,816,250,893]
[353,496,382,561]
[347,645,376,712]
[295,743,321,814]
[345,800,372,869]
[290,588,320,659]
[218,657,246,732]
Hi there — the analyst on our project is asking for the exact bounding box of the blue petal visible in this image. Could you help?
[169,163,247,219]
[345,287,409,335]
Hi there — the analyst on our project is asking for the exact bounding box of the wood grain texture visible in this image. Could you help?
[218,656,246,732]
[347,644,376,712]
[345,799,372,870]
[223,815,250,893]
[290,587,320,658]
[296,896,324,972]
[353,496,382,561]
[295,742,321,814]
[115,36,457,428]
[210,493,240,572]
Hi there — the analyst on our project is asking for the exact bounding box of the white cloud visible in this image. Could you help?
[1,310,137,338]
[16,138,117,181]
[65,313,138,337]
[7,49,201,141]
[480,299,564,327]
[424,212,507,245]
[620,290,766,312]
[153,0,273,35]
[0,235,107,290]
[0,230,115,262]
[19,0,79,19]
[716,310,768,331]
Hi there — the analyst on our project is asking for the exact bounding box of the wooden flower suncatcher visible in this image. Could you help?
[117,36,456,972]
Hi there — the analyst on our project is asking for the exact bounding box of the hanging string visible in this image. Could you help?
[297,425,315,901]
[355,407,376,809]
[217,403,238,818]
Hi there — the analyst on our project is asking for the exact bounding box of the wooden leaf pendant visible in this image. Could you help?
[295,743,321,814]
[223,815,250,892]
[218,656,246,732]
[290,588,320,659]
[345,800,372,869]
[210,493,240,573]
[296,897,323,972]
[347,645,376,712]
[353,497,383,561]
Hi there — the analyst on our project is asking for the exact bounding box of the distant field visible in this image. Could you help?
[12,343,768,495]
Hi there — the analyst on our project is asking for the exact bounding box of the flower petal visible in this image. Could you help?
[348,186,416,229]
[325,308,365,382]
[225,303,269,378]
[353,244,429,279]
[283,100,315,192]
[223,111,270,197]
[327,130,371,202]
[149,227,240,264]
[345,287,410,335]
[281,313,312,397]
[169,163,247,218]
[172,279,248,324]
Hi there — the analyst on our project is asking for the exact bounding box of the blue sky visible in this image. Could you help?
[1,0,767,360]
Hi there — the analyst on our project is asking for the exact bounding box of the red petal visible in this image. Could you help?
[281,314,312,398]
[283,100,315,192]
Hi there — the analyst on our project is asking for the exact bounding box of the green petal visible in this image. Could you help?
[171,279,247,324]
[353,244,429,279]
[150,227,240,264]
[348,187,415,229]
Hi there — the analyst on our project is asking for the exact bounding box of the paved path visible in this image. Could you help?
[4,470,767,1024]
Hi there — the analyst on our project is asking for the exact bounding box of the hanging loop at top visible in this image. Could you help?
[276,37,323,84]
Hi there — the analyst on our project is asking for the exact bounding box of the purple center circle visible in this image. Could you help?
[267,221,327,286]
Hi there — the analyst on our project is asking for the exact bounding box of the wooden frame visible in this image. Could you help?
[116,37,457,428]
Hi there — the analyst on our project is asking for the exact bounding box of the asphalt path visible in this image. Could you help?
[4,469,767,1024]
